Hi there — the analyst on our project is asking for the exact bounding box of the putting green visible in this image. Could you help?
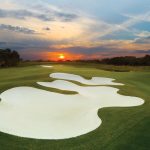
[0,63,149,150]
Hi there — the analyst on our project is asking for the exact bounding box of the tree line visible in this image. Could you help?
[0,49,20,67]
[75,55,150,66]
[100,55,150,66]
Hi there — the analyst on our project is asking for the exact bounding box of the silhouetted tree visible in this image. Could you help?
[0,49,20,67]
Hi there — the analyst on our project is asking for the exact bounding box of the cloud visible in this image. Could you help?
[0,8,78,22]
[135,31,150,38]
[135,50,150,54]
[0,9,32,19]
[0,41,7,45]
[55,12,78,22]
[134,36,150,44]
[90,11,150,41]
[0,24,36,34]
[0,0,150,60]
[124,12,150,23]
[29,3,79,22]
[43,27,51,31]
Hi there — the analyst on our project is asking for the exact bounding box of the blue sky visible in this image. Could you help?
[0,0,150,60]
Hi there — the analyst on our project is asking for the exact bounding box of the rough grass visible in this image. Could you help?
[0,63,150,150]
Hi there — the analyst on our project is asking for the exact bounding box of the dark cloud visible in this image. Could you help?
[0,41,7,45]
[0,41,32,50]
[0,37,57,51]
[0,9,54,21]
[55,12,78,22]
[60,46,115,55]
[135,50,150,54]
[0,24,36,34]
[0,9,32,19]
[134,36,150,44]
[31,4,78,22]
[0,8,78,22]
[43,27,51,31]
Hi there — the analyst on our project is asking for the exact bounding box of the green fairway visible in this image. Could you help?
[0,63,150,150]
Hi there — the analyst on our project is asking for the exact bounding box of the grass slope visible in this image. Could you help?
[0,63,150,150]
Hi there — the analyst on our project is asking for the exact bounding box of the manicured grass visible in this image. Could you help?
[0,63,150,150]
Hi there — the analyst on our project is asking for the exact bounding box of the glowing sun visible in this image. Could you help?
[58,54,65,60]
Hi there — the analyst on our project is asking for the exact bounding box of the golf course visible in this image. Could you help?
[0,62,149,150]
[0,0,150,149]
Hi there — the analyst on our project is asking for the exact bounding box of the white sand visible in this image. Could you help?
[41,65,53,68]
[0,73,144,140]
[50,73,124,85]
[37,80,144,107]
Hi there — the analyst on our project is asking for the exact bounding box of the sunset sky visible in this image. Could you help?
[0,0,150,60]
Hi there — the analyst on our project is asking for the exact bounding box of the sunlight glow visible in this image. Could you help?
[58,54,65,60]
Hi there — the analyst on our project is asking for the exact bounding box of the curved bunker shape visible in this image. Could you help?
[0,73,144,140]
[50,73,124,85]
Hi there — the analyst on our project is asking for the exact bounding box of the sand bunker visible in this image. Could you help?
[0,73,144,140]
[38,80,143,107]
[41,65,53,68]
[50,73,124,85]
